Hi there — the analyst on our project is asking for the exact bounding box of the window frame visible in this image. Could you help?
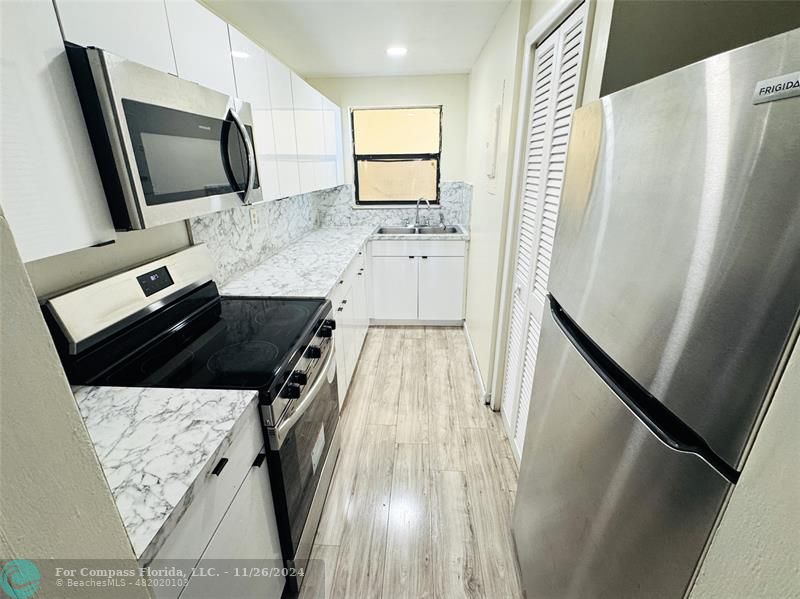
[351,105,443,205]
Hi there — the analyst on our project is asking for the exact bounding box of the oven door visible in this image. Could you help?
[266,342,340,582]
[71,46,262,230]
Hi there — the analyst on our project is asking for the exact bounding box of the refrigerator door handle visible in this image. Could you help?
[548,295,740,484]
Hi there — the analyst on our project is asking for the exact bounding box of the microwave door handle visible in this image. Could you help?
[271,343,335,450]
[228,107,256,204]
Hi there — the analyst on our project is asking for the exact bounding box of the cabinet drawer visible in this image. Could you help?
[148,400,262,598]
[370,239,466,257]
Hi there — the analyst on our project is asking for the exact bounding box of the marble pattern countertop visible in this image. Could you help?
[74,386,258,561]
[221,226,374,298]
[221,225,470,298]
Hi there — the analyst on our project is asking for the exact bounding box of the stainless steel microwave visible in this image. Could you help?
[66,43,262,230]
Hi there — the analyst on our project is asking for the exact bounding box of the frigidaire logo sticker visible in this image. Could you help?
[0,560,41,598]
[753,71,800,104]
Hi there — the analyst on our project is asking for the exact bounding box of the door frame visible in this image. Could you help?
[490,0,597,458]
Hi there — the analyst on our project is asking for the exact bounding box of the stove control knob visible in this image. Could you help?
[323,319,337,330]
[305,345,322,359]
[290,371,308,386]
[281,384,301,400]
[318,326,333,338]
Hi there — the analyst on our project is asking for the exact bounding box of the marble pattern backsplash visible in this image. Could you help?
[316,182,472,228]
[190,182,471,285]
[190,191,318,285]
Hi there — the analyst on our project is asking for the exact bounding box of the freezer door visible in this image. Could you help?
[550,28,800,468]
[512,303,732,599]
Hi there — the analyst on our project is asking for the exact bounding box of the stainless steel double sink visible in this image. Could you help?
[374,225,463,235]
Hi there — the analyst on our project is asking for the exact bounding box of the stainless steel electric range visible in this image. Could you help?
[43,245,340,596]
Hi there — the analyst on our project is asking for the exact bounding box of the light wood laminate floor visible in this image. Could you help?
[299,327,522,599]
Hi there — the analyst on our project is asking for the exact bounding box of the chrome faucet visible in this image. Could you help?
[415,197,432,227]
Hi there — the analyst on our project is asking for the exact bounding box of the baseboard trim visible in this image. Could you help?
[463,321,490,405]
[369,319,462,326]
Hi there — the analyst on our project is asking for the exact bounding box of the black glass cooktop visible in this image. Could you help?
[91,293,327,397]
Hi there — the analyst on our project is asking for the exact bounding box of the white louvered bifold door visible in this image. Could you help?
[501,33,557,436]
[502,3,589,461]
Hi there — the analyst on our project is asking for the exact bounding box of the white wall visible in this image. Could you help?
[306,74,469,183]
[0,213,148,597]
[462,0,530,391]
[688,343,800,598]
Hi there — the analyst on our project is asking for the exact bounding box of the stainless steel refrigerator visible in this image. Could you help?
[512,28,800,599]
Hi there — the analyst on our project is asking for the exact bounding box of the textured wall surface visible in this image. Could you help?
[463,0,529,392]
[0,214,148,597]
[688,344,800,599]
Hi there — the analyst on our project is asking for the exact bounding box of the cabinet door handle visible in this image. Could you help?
[408,256,414,259]
[212,458,228,476]
[422,256,428,259]
[337,307,344,312]
[253,453,267,468]
[357,272,362,276]
[342,300,347,304]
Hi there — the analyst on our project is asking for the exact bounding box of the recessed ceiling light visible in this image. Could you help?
[231,50,250,59]
[386,46,407,57]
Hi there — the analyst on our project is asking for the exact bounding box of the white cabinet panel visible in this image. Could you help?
[418,257,465,321]
[372,256,418,320]
[292,74,325,193]
[165,0,236,96]
[330,246,368,405]
[1,0,115,262]
[55,0,177,74]
[229,27,280,201]
[334,105,345,185]
[266,54,300,198]
[352,260,369,348]
[228,27,269,106]
[178,451,285,599]
[149,403,262,599]
[370,240,466,323]
[321,97,340,189]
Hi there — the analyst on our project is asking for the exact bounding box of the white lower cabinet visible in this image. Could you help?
[371,256,419,320]
[148,404,282,599]
[330,246,369,407]
[178,449,285,599]
[371,240,467,322]
[418,256,466,321]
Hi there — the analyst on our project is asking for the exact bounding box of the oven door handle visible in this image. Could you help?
[228,107,256,205]
[272,343,335,449]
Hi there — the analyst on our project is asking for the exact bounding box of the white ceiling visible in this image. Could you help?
[203,0,511,78]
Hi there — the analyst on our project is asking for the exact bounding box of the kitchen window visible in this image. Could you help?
[351,106,442,204]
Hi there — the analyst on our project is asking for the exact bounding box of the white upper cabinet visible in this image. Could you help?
[55,0,177,74]
[164,0,236,96]
[228,27,281,201]
[321,97,341,189]
[1,0,115,262]
[291,73,326,193]
[266,54,301,198]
